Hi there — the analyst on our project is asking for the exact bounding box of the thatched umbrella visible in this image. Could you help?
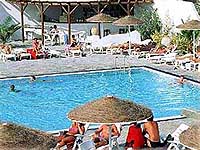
[86,13,116,23]
[86,13,117,38]
[0,122,57,150]
[179,123,200,150]
[113,16,144,54]
[68,96,152,150]
[177,20,200,57]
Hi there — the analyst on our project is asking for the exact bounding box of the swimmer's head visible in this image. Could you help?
[30,76,36,81]
[10,85,15,91]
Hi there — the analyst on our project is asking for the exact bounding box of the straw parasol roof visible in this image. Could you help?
[113,15,144,26]
[179,123,200,150]
[176,20,200,30]
[0,122,57,150]
[86,13,117,23]
[68,96,152,124]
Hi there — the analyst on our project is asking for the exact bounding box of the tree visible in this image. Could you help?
[134,5,162,40]
[194,0,200,14]
[0,17,21,44]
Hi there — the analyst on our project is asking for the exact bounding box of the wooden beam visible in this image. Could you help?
[70,3,80,15]
[68,4,71,44]
[100,4,108,13]
[97,2,101,38]
[62,6,68,14]
[20,3,25,42]
[89,2,98,13]
[119,3,128,14]
[127,2,130,15]
[43,4,50,13]
[41,3,45,44]
[130,4,135,15]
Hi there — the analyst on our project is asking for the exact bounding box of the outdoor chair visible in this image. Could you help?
[79,140,96,150]
[65,44,83,57]
[13,48,31,60]
[0,52,16,62]
[167,123,189,150]
[51,123,90,150]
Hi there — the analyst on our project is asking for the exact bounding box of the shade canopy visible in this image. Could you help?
[68,96,152,124]
[179,123,200,150]
[113,15,144,26]
[176,20,200,30]
[0,122,57,150]
[86,13,117,23]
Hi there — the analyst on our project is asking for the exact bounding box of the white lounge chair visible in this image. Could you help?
[0,50,16,62]
[50,123,90,150]
[79,140,96,150]
[161,52,177,64]
[167,123,189,150]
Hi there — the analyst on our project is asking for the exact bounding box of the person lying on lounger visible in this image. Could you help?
[55,121,85,149]
[0,44,12,54]
[92,124,120,148]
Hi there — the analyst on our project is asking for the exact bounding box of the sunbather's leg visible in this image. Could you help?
[56,135,75,149]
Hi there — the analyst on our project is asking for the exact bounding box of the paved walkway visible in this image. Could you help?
[1,53,200,82]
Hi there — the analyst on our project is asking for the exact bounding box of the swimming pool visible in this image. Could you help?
[0,68,199,131]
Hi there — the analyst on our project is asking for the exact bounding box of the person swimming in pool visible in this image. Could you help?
[178,75,186,84]
[30,75,36,82]
[10,84,15,92]
[9,85,21,92]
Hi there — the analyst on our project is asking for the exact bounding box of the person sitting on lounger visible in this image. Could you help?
[32,38,42,54]
[92,124,120,148]
[143,115,168,148]
[125,122,145,149]
[50,25,60,45]
[70,35,81,50]
[55,121,85,149]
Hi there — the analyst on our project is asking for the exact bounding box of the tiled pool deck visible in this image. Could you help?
[0,52,199,149]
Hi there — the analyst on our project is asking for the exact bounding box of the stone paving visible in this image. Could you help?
[0,52,199,149]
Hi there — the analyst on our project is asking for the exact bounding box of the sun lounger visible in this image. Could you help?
[50,123,90,150]
[167,123,189,150]
[79,140,96,150]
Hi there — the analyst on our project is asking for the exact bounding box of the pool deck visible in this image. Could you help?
[0,49,199,149]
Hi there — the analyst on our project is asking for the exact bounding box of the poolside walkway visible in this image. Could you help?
[0,52,199,149]
[1,53,200,82]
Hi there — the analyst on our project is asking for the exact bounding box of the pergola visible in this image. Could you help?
[9,0,153,43]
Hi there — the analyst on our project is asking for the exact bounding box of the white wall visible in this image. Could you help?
[153,0,200,32]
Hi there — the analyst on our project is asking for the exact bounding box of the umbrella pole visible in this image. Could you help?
[128,25,131,55]
[193,31,196,58]
[109,125,112,150]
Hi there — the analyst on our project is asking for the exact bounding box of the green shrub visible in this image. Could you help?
[135,5,162,40]
[0,17,21,44]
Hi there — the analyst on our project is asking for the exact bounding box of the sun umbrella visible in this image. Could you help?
[113,15,144,54]
[0,122,57,150]
[86,13,117,38]
[86,13,117,23]
[179,123,200,150]
[177,20,200,57]
[68,96,152,149]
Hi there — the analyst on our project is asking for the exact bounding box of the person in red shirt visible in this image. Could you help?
[125,122,145,149]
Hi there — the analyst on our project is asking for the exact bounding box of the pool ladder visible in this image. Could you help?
[114,55,131,71]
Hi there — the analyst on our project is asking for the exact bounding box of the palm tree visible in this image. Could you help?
[0,17,21,44]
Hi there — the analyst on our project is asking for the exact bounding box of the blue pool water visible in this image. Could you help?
[0,68,200,131]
